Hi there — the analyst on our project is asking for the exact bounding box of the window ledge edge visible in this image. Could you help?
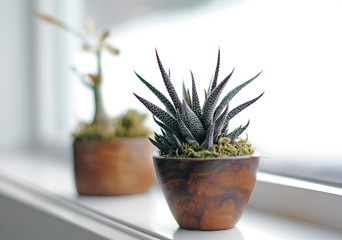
[249,172,342,231]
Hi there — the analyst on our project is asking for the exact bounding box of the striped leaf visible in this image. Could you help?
[214,70,262,120]
[226,92,264,123]
[204,89,208,103]
[182,82,188,105]
[175,110,198,145]
[181,101,206,142]
[202,68,234,129]
[165,132,184,153]
[227,120,250,143]
[155,50,182,112]
[152,115,183,141]
[135,71,176,116]
[214,103,229,142]
[201,123,215,150]
[182,82,192,108]
[154,132,164,143]
[149,137,171,154]
[134,93,180,135]
[222,122,229,136]
[191,71,202,119]
[154,132,183,154]
[205,77,212,101]
[209,49,220,93]
[153,115,171,132]
[163,133,178,149]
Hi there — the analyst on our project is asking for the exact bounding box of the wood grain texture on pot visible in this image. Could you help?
[74,138,155,195]
[153,155,260,230]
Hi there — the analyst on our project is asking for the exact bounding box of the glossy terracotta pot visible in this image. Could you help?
[153,153,260,230]
[73,138,155,195]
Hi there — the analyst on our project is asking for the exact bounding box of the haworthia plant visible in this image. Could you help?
[134,49,264,156]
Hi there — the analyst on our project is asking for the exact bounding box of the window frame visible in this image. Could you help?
[249,172,342,231]
[34,0,84,149]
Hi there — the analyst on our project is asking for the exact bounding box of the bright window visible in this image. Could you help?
[36,0,342,186]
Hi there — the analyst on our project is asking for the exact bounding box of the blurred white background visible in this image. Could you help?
[1,0,341,185]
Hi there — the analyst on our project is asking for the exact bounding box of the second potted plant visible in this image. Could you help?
[73,110,154,195]
[37,13,155,195]
[135,49,263,230]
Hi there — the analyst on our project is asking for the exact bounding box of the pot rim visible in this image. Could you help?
[153,151,261,161]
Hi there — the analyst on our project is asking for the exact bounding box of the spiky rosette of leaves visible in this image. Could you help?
[134,49,263,157]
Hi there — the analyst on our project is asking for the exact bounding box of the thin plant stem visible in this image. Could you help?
[92,51,109,124]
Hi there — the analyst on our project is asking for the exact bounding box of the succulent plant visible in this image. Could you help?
[134,49,263,157]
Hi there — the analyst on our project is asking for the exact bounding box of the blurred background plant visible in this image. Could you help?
[36,12,149,141]
[114,109,151,138]
[72,109,150,141]
[36,12,119,126]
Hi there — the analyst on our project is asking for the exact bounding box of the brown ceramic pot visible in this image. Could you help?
[73,138,155,195]
[153,153,260,230]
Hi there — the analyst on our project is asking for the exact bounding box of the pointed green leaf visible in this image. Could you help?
[226,92,264,123]
[149,136,170,154]
[214,103,229,142]
[155,50,182,112]
[201,123,215,150]
[210,49,220,93]
[182,81,192,108]
[187,89,191,108]
[191,71,202,119]
[227,120,250,143]
[164,134,178,149]
[155,132,164,142]
[135,71,176,116]
[214,70,262,120]
[181,101,206,142]
[153,116,173,135]
[165,132,184,152]
[153,132,183,154]
[228,70,262,101]
[154,115,185,144]
[206,77,212,99]
[204,89,208,102]
[182,81,188,105]
[176,109,198,145]
[134,93,180,136]
[222,122,229,136]
[202,68,234,129]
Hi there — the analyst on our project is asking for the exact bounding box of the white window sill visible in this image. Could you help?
[0,150,341,240]
[249,172,342,231]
